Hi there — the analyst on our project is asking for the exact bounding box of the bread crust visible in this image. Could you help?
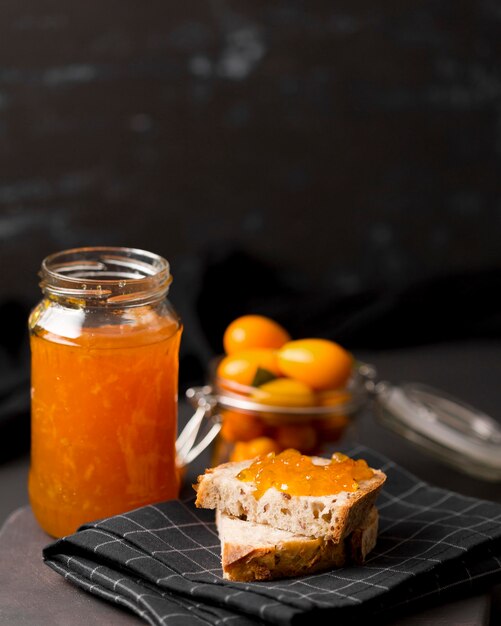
[217,507,379,581]
[195,456,386,542]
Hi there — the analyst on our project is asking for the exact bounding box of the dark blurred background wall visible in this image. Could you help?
[1,0,501,385]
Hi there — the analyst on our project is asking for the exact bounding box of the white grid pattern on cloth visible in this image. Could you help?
[48,552,257,626]
[43,445,501,626]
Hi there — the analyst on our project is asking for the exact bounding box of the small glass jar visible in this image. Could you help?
[29,247,182,537]
[182,362,372,468]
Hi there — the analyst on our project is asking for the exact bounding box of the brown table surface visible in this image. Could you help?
[0,506,141,625]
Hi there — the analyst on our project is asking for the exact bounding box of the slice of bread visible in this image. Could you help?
[194,456,386,542]
[216,506,379,581]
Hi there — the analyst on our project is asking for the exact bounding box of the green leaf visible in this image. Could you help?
[251,367,277,387]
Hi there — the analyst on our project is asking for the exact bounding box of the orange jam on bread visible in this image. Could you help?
[237,449,373,499]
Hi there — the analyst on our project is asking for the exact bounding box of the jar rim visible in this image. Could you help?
[40,246,172,305]
[193,359,372,418]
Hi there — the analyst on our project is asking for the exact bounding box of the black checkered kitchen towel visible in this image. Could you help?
[43,446,501,625]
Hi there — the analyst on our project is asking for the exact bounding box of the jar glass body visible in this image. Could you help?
[28,247,182,537]
[204,363,368,467]
[211,406,353,466]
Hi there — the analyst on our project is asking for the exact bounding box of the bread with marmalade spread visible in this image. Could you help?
[194,456,386,543]
[217,506,379,581]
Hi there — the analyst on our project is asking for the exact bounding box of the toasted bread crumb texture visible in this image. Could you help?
[216,507,379,581]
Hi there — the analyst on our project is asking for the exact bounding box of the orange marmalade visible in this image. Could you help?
[29,247,182,538]
[237,449,373,499]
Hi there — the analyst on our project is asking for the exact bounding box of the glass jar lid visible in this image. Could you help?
[373,381,501,481]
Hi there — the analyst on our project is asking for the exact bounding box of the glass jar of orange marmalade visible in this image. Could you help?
[29,247,182,537]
